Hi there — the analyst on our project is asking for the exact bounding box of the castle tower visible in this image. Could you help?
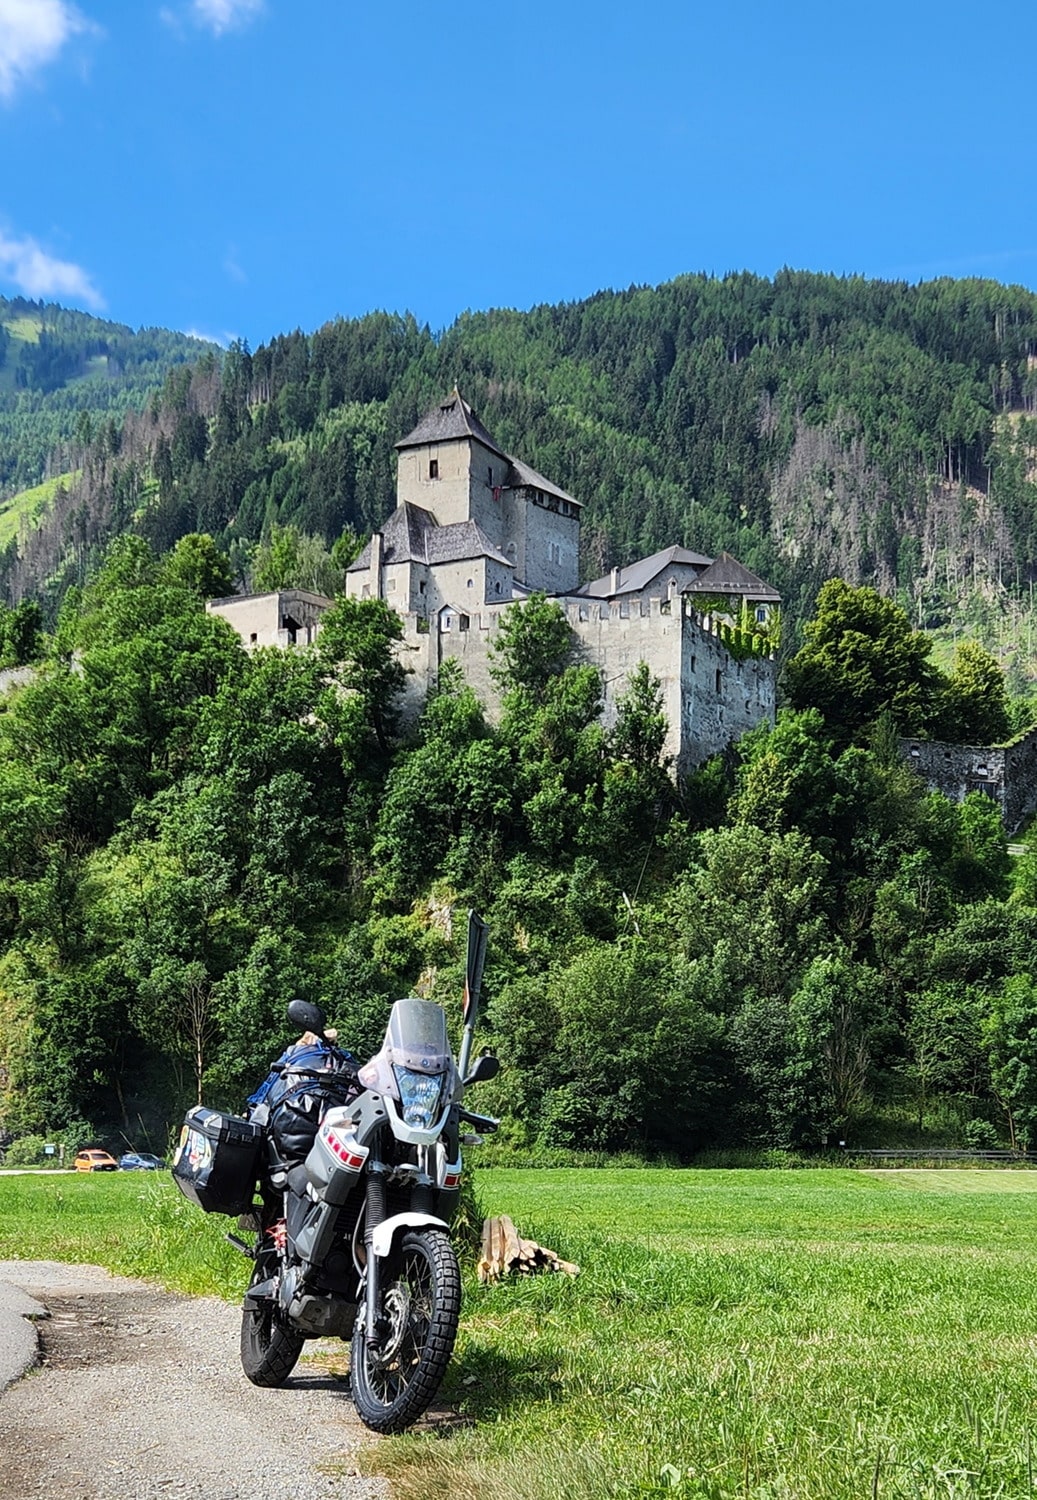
[395,390,510,551]
[395,390,582,595]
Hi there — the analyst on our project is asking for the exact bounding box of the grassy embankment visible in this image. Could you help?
[0,471,80,548]
[2,1167,1037,1499]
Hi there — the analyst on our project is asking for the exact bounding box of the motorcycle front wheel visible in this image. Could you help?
[351,1228,461,1433]
[240,1257,305,1387]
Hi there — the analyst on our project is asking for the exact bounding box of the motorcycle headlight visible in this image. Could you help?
[393,1067,444,1128]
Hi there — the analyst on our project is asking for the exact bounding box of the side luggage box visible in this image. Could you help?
[171,1105,263,1215]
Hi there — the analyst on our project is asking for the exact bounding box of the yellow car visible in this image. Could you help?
[74,1149,118,1172]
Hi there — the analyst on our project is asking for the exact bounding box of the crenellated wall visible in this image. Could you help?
[391,594,777,772]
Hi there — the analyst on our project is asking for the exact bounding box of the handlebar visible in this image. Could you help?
[458,1106,499,1133]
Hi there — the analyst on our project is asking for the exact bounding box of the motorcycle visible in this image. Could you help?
[171,911,499,1433]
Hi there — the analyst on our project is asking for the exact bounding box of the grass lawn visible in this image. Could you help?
[2,1167,1036,1499]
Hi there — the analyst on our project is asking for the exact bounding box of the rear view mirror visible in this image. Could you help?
[465,1052,500,1086]
[287,999,327,1037]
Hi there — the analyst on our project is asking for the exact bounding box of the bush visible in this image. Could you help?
[5,1134,48,1167]
[450,1168,486,1265]
[964,1118,1000,1150]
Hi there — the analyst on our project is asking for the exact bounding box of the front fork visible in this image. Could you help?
[361,1146,436,1343]
[363,1161,388,1340]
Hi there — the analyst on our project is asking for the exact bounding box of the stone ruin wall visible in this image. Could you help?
[902,725,1037,833]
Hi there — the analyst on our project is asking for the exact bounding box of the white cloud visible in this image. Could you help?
[190,0,264,36]
[0,229,104,310]
[0,0,89,101]
[183,327,234,348]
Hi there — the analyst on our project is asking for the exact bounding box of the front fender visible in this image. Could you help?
[371,1211,449,1259]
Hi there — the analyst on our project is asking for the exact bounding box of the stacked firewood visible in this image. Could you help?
[477,1214,580,1283]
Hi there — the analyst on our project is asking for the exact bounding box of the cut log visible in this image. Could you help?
[476,1215,580,1283]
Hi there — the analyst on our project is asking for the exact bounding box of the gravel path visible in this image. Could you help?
[0,1261,389,1500]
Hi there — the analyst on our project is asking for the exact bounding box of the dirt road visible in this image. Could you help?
[0,1262,387,1500]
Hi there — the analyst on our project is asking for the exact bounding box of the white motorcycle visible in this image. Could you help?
[172,912,499,1433]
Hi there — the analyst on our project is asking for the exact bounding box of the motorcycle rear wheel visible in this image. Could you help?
[240,1259,305,1387]
[351,1228,461,1433]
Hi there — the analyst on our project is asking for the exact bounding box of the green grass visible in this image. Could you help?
[0,1172,248,1297]
[3,317,41,345]
[0,471,80,546]
[4,1168,1037,1499]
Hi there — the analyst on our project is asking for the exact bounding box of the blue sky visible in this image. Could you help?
[1,0,1036,347]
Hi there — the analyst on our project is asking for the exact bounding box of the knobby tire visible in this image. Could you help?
[351,1228,461,1434]
[240,1252,305,1388]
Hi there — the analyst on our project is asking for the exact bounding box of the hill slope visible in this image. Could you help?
[0,296,216,499]
[8,272,1037,655]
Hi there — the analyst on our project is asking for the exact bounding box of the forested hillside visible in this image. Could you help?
[0,296,214,499]
[6,271,1037,1164]
[1,541,1035,1163]
[8,271,1037,667]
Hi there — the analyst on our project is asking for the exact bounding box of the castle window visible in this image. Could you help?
[488,466,493,486]
[715,669,722,694]
[249,632,257,645]
[459,614,470,632]
[467,578,474,588]
[419,580,426,594]
[429,459,439,480]
[755,606,767,623]
[495,581,501,593]
[690,655,696,672]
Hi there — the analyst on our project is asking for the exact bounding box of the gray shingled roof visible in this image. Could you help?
[575,545,714,598]
[395,389,508,460]
[684,553,782,602]
[346,502,439,571]
[347,504,512,572]
[395,391,582,509]
[505,455,582,508]
[427,520,513,568]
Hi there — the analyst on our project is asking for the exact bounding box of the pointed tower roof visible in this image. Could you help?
[395,388,508,460]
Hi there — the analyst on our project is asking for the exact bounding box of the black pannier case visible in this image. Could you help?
[171,1105,262,1215]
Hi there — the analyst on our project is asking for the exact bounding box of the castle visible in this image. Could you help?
[209,391,781,774]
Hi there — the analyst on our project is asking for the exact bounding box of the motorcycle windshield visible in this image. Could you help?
[386,998,451,1074]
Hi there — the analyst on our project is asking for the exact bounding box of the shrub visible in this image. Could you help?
[964,1118,1000,1150]
[5,1134,47,1167]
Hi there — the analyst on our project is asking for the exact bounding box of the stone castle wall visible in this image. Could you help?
[392,596,777,772]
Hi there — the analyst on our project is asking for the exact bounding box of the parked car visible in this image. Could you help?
[119,1152,166,1171]
[74,1149,118,1172]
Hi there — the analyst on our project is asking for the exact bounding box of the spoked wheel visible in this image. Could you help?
[240,1249,305,1388]
[351,1228,461,1433]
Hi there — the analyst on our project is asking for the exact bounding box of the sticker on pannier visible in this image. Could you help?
[171,1106,261,1216]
